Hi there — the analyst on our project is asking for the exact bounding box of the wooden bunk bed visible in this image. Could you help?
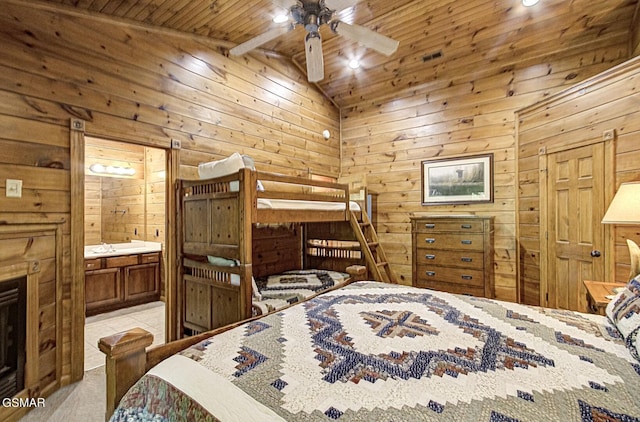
[97,157,398,418]
[178,163,396,337]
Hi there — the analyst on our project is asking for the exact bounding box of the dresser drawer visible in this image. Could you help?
[84,258,103,270]
[140,252,160,264]
[105,255,140,268]
[416,265,485,287]
[415,279,485,297]
[415,233,484,251]
[413,220,484,233]
[414,250,484,270]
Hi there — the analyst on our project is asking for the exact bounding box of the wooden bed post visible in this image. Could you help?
[239,168,254,320]
[99,328,154,421]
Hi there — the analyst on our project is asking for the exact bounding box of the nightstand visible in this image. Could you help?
[583,280,627,315]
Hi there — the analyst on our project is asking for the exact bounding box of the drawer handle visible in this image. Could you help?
[461,240,472,245]
[425,238,436,244]
[461,257,473,262]
[425,271,436,276]
[461,224,472,229]
[425,254,436,260]
[425,224,435,229]
[461,275,473,280]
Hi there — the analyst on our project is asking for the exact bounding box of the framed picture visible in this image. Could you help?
[421,153,493,205]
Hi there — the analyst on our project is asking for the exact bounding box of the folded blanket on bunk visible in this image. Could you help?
[112,281,640,422]
[198,152,264,191]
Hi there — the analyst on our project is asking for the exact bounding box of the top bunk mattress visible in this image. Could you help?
[196,153,359,212]
[257,198,360,211]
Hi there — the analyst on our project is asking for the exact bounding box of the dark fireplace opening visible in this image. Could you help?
[0,276,26,399]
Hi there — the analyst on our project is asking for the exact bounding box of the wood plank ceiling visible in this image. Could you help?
[37,0,639,107]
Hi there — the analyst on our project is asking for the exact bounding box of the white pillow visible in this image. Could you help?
[198,152,245,179]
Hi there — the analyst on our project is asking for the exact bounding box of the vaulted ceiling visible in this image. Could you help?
[38,0,639,107]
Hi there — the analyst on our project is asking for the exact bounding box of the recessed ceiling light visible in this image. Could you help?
[522,0,539,6]
[348,59,360,69]
[273,13,289,24]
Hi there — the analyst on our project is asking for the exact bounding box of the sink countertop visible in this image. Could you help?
[84,241,162,259]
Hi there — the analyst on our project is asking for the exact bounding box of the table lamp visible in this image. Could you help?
[601,182,640,279]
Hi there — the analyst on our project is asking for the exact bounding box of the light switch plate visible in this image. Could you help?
[6,179,22,198]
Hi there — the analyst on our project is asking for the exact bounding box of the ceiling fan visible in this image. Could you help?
[229,0,399,82]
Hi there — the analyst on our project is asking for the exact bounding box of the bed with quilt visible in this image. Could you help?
[109,279,640,421]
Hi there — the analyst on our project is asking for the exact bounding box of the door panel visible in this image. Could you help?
[546,143,605,312]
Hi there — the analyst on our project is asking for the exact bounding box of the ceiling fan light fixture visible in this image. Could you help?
[522,0,540,6]
[229,0,399,83]
[348,59,360,69]
[273,13,289,24]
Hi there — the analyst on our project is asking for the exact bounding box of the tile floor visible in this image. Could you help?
[84,301,166,371]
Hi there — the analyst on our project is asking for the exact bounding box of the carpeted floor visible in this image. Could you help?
[19,366,106,422]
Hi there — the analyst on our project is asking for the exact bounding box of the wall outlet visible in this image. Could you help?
[6,179,22,198]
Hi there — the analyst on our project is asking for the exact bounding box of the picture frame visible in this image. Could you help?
[421,153,493,205]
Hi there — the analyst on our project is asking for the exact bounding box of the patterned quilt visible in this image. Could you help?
[112,282,640,422]
[252,270,349,316]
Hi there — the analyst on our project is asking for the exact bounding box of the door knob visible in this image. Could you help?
[590,250,601,257]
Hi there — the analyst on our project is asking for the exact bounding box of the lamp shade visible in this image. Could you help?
[601,182,640,224]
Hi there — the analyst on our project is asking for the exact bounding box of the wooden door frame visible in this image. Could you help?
[538,136,615,308]
[70,119,180,381]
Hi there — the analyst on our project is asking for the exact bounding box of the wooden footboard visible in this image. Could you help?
[99,266,367,420]
[99,323,242,421]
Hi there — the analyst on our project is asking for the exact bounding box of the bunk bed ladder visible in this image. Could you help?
[349,210,398,284]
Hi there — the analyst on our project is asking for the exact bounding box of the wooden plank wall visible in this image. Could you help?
[87,138,146,243]
[145,147,166,244]
[84,139,167,245]
[101,176,146,243]
[517,57,640,304]
[340,15,633,303]
[0,0,339,394]
[84,176,102,245]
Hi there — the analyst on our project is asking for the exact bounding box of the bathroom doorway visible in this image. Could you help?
[83,137,167,370]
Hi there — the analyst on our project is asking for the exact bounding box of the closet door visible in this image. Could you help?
[544,143,606,312]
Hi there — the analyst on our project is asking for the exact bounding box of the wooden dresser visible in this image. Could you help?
[411,216,494,298]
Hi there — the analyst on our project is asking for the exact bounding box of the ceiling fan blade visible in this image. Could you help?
[305,32,324,82]
[332,21,399,56]
[229,25,292,56]
[325,0,359,12]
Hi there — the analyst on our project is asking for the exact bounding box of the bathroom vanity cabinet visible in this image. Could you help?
[85,251,161,316]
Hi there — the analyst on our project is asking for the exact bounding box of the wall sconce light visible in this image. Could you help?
[89,163,136,176]
[322,130,331,140]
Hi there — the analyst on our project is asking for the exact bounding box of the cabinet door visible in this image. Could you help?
[124,263,160,302]
[85,268,122,314]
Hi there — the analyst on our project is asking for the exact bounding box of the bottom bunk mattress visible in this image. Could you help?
[111,281,640,422]
[252,269,350,316]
